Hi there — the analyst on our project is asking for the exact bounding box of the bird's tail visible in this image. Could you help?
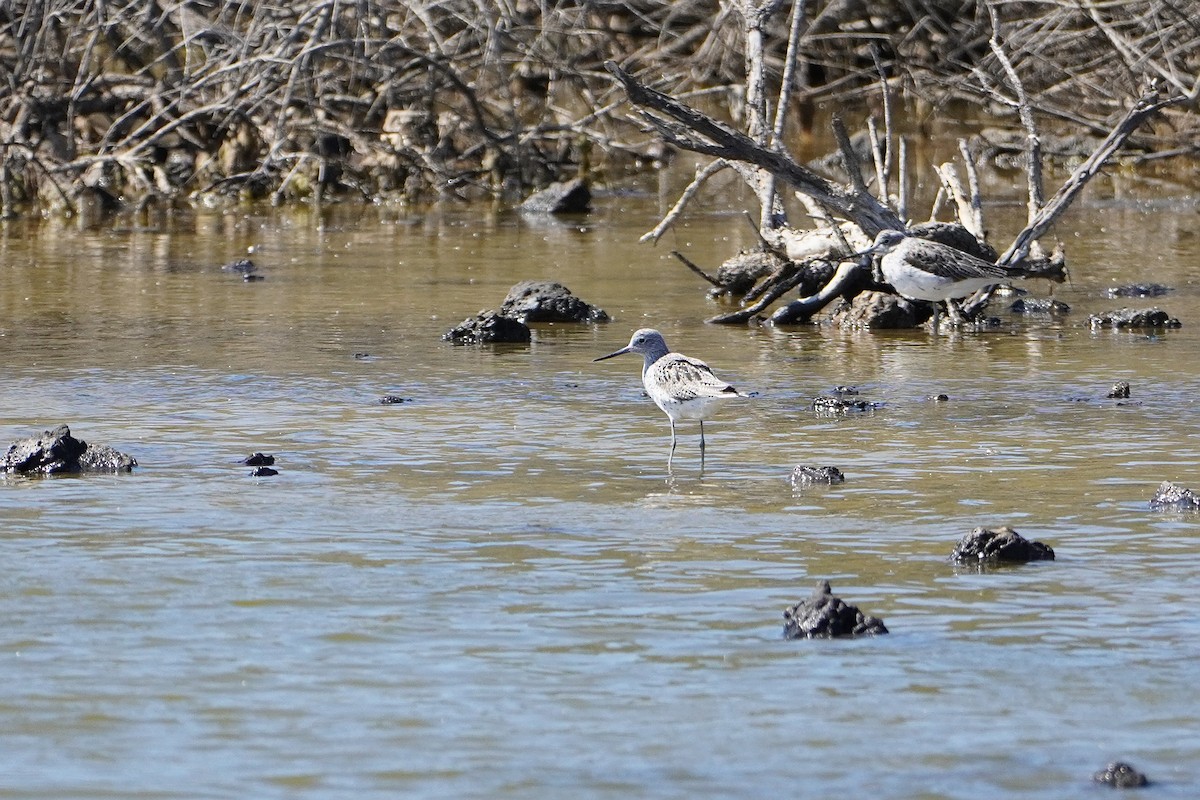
[1015,251,1068,284]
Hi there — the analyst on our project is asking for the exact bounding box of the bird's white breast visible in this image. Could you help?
[882,251,997,301]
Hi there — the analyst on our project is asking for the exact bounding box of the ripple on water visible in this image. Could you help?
[3,205,1200,798]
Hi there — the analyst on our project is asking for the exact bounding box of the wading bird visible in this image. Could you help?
[858,229,1054,329]
[594,328,747,466]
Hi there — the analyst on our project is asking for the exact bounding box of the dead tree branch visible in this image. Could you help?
[640,159,729,244]
[998,86,1186,266]
[605,61,905,236]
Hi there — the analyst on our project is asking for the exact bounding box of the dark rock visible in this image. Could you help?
[832,290,928,329]
[1088,308,1181,329]
[443,310,531,345]
[250,466,279,477]
[713,249,786,295]
[793,259,838,298]
[379,395,410,405]
[518,178,591,214]
[790,465,845,486]
[1105,283,1170,298]
[498,280,608,323]
[3,424,136,475]
[950,526,1055,565]
[241,453,275,466]
[931,393,950,402]
[1011,297,1070,315]
[1093,761,1149,788]
[1150,480,1200,511]
[77,444,137,472]
[783,580,888,639]
[812,396,878,415]
[1106,381,1131,399]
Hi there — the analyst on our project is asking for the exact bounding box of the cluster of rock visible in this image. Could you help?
[1104,283,1170,298]
[811,395,879,415]
[1088,307,1181,329]
[823,277,1184,331]
[443,280,608,344]
[783,581,888,639]
[1093,761,1150,788]
[949,526,1055,565]
[1010,297,1070,315]
[781,526,1055,642]
[1150,480,1200,511]
[3,425,136,475]
[789,465,845,487]
[242,452,278,478]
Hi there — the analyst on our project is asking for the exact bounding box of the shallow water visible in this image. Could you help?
[1,182,1200,798]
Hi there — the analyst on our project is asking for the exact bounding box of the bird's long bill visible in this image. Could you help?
[593,346,631,362]
[849,243,881,260]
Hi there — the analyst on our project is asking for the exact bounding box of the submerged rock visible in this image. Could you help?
[1088,308,1181,329]
[1093,761,1150,788]
[1150,480,1200,511]
[783,580,888,639]
[3,424,137,475]
[518,178,591,214]
[1106,381,1131,399]
[241,452,275,466]
[1010,297,1070,315]
[1105,283,1170,298]
[811,395,878,415]
[790,465,845,486]
[950,526,1055,565]
[498,280,608,323]
[443,310,531,345]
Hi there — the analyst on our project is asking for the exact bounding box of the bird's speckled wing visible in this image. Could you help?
[913,240,1013,281]
[649,355,742,400]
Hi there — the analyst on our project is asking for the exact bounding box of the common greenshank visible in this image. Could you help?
[859,229,1037,328]
[594,328,746,463]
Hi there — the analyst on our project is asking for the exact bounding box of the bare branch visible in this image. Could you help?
[999,87,1186,265]
[607,61,903,235]
[640,159,730,244]
[987,5,1044,222]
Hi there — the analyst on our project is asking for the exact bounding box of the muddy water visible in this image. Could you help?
[1,183,1199,799]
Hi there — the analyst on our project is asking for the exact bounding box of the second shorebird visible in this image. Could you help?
[859,229,1052,328]
[594,328,747,464]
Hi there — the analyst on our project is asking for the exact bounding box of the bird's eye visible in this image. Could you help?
[636,336,645,344]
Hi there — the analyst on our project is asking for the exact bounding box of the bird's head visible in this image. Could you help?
[594,328,668,362]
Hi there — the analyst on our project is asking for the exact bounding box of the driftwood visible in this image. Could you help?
[608,1,1190,327]
[606,61,904,238]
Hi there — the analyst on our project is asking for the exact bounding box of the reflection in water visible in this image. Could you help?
[2,196,1200,798]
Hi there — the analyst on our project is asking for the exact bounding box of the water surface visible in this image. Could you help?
[2,186,1199,798]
